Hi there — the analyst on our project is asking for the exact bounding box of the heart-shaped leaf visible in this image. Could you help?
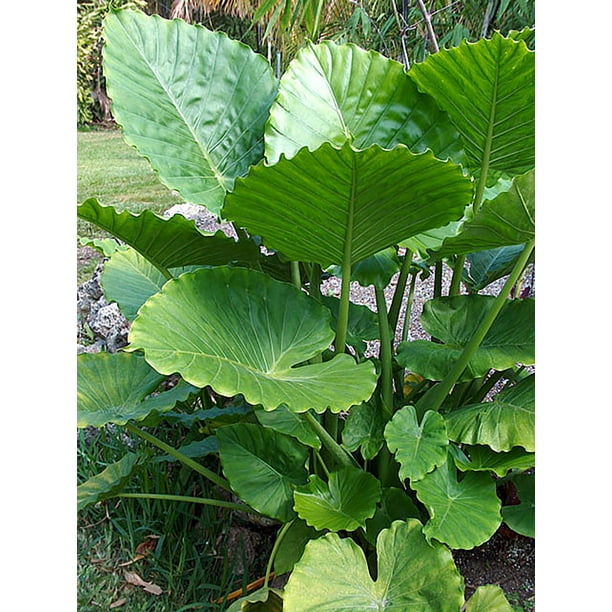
[502,473,534,538]
[217,423,309,522]
[433,170,535,258]
[77,352,197,428]
[384,406,449,481]
[128,267,377,413]
[342,400,385,460]
[466,585,513,611]
[409,33,534,176]
[77,452,141,511]
[223,142,473,268]
[293,466,381,532]
[78,198,259,270]
[396,296,534,381]
[255,406,322,450]
[103,10,278,215]
[444,375,535,452]
[410,459,502,549]
[266,40,465,164]
[283,519,465,611]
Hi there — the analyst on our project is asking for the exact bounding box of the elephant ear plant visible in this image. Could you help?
[78,9,534,610]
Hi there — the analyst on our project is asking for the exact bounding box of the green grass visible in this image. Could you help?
[77,127,185,283]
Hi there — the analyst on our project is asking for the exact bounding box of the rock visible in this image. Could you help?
[77,262,129,353]
[163,203,237,238]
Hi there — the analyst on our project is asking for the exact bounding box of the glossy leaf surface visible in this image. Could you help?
[451,444,535,477]
[293,466,381,532]
[466,585,513,611]
[396,296,534,381]
[434,170,535,258]
[103,10,278,215]
[411,459,502,549]
[384,406,449,481]
[283,519,464,611]
[77,352,196,428]
[266,40,464,164]
[445,375,535,452]
[409,33,534,176]
[217,423,309,522]
[77,453,140,511]
[224,142,472,268]
[78,198,258,270]
[129,267,377,413]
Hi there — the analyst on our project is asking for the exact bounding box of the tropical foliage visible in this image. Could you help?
[78,9,534,609]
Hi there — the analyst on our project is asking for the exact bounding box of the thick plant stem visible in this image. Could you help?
[388,249,412,334]
[434,261,443,298]
[449,255,465,296]
[309,263,322,302]
[291,261,302,290]
[125,423,231,492]
[417,239,535,416]
[264,520,295,589]
[375,286,393,420]
[401,273,418,343]
[303,412,358,468]
[117,493,257,515]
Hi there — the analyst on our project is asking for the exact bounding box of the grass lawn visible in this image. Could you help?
[77,127,185,283]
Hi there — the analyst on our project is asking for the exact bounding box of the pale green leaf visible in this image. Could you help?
[466,585,513,611]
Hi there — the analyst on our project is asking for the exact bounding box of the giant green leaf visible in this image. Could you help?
[384,406,449,482]
[77,452,141,511]
[450,444,535,477]
[283,519,465,611]
[396,296,534,381]
[224,142,472,268]
[502,473,534,538]
[101,246,167,320]
[465,585,513,612]
[265,40,465,164]
[411,459,502,549]
[78,198,259,270]
[445,375,535,452]
[342,400,385,460]
[103,10,278,215]
[217,423,309,522]
[129,267,377,413]
[433,170,535,258]
[77,352,197,428]
[409,33,534,176]
[293,466,381,532]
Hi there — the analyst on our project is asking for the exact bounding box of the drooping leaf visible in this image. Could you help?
[255,406,322,450]
[217,423,309,522]
[103,10,278,215]
[450,444,535,477]
[101,246,167,320]
[444,375,535,452]
[265,40,465,164]
[502,473,534,538]
[78,198,259,270]
[293,466,381,532]
[273,519,325,575]
[226,587,284,612]
[77,453,141,511]
[410,459,502,549]
[77,352,197,428]
[328,247,400,289]
[128,267,377,414]
[364,487,421,546]
[396,296,534,381]
[342,400,385,460]
[462,245,526,292]
[223,142,473,269]
[320,295,379,356]
[433,170,535,258]
[384,406,449,482]
[465,585,513,611]
[409,33,534,176]
[150,403,252,428]
[283,519,465,611]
